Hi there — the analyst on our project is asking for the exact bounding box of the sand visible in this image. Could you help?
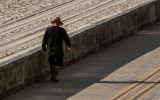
[0,0,152,63]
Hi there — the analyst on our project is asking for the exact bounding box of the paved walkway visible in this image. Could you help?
[3,23,160,100]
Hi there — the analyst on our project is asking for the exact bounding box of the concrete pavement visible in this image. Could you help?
[1,0,160,97]
[3,23,160,100]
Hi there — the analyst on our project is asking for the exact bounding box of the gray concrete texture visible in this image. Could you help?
[3,22,160,100]
[1,0,160,99]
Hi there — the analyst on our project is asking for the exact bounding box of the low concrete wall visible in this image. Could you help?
[0,0,160,99]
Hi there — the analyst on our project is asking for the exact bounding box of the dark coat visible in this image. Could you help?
[42,26,71,57]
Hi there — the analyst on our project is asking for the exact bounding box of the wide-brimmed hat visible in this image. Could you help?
[51,17,63,25]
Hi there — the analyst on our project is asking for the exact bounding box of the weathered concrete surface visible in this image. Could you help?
[1,0,160,99]
[67,24,160,100]
[3,22,160,100]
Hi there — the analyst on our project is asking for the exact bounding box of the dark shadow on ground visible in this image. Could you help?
[3,24,160,100]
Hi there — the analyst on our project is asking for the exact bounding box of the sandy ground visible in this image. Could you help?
[0,0,152,63]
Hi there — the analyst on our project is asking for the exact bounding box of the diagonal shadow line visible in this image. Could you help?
[3,23,160,100]
[97,81,160,84]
